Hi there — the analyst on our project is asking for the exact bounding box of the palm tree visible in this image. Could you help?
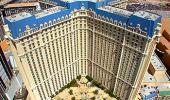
[69,89,73,95]
[93,90,98,94]
[71,96,75,100]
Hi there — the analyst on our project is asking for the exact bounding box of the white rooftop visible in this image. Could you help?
[143,71,170,83]
[140,85,156,96]
[151,53,166,71]
[4,2,40,8]
[133,11,160,21]
[5,6,65,22]
[5,12,32,22]
[157,85,170,91]
[35,6,65,18]
[99,6,133,17]
[143,71,156,82]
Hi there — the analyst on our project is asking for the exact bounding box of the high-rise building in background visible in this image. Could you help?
[0,41,13,100]
[0,40,26,100]
[4,0,162,100]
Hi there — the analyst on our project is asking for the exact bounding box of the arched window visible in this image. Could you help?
[110,19,113,23]
[57,18,60,22]
[61,16,64,20]
[114,20,117,25]
[94,14,97,18]
[123,23,126,28]
[53,19,56,24]
[102,16,105,20]
[98,15,101,19]
[40,24,43,29]
[106,17,109,21]
[44,22,47,27]
[65,15,68,19]
[49,21,52,26]
[118,21,122,26]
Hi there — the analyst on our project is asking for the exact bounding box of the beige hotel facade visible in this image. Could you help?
[4,1,161,100]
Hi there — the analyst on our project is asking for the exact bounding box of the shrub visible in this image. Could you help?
[116,97,120,100]
[104,89,116,98]
[100,86,105,90]
[93,90,98,94]
[92,80,101,88]
[76,75,81,80]
[69,89,73,95]
[71,97,75,100]
[50,94,55,98]
[91,97,95,100]
[58,79,78,93]
[55,91,58,95]
[70,79,78,87]
[86,75,93,81]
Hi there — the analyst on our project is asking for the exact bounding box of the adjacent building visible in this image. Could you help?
[138,53,170,100]
[0,40,25,100]
[0,0,56,17]
[156,18,170,75]
[3,2,41,16]
[109,0,128,9]
[0,40,13,100]
[4,0,161,100]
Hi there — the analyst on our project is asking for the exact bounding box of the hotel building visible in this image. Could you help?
[4,0,161,100]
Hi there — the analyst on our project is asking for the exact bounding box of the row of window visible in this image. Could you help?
[92,63,115,89]
[119,47,142,84]
[92,33,121,73]
[115,79,131,100]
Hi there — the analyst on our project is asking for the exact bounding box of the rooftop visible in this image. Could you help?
[99,6,133,17]
[143,71,156,82]
[133,11,160,21]
[4,2,40,8]
[5,12,32,22]
[157,85,170,96]
[139,85,157,97]
[143,53,170,83]
[4,0,161,39]
[35,6,65,18]
[159,90,170,96]
[143,71,170,83]
[150,53,166,71]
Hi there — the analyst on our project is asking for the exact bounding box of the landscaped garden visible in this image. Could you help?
[52,75,119,100]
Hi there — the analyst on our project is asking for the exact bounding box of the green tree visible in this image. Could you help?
[93,90,99,94]
[71,97,75,100]
[86,75,93,81]
[91,97,95,100]
[76,75,81,80]
[69,89,73,95]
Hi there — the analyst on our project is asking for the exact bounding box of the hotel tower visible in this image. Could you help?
[3,0,161,99]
